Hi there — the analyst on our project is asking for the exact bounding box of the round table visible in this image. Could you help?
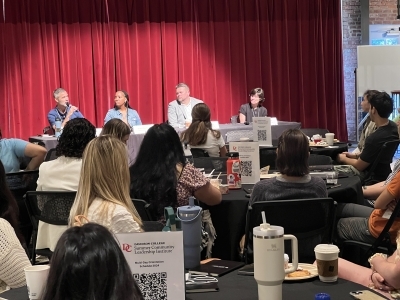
[310,142,348,160]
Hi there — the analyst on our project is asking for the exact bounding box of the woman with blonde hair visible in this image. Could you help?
[100,118,131,144]
[69,136,142,233]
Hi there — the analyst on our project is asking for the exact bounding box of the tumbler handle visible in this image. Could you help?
[283,234,298,274]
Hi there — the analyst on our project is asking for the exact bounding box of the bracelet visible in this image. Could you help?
[368,253,387,268]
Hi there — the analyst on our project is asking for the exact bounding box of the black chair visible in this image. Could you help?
[193,157,228,174]
[300,128,329,138]
[341,199,400,267]
[190,148,210,158]
[24,191,77,264]
[308,154,332,166]
[243,198,336,264]
[132,198,155,221]
[5,170,39,248]
[142,221,164,232]
[362,139,400,185]
[44,148,58,162]
[259,146,277,169]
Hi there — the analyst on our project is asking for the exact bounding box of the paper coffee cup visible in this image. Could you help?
[325,133,335,146]
[314,244,339,282]
[25,265,50,300]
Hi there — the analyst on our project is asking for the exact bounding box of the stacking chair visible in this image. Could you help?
[242,198,336,264]
[190,148,210,158]
[226,130,253,143]
[132,198,155,221]
[300,128,330,138]
[230,115,239,124]
[44,148,58,161]
[308,154,332,166]
[5,170,39,248]
[24,191,77,264]
[341,199,400,267]
[362,139,400,185]
[193,157,228,174]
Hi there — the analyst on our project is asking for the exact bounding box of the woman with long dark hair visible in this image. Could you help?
[181,103,227,157]
[42,223,143,300]
[0,160,31,292]
[130,123,221,220]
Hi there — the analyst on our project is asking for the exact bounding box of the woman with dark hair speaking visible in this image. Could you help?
[42,223,143,300]
[250,129,327,204]
[130,123,221,220]
[104,90,142,129]
[238,87,268,124]
[181,103,227,157]
[0,160,31,293]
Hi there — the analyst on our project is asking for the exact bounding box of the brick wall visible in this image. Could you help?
[342,0,400,141]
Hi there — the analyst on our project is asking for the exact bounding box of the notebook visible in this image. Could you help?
[189,260,245,277]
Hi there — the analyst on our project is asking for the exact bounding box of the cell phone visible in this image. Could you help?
[327,184,341,189]
[350,290,388,299]
[243,187,253,194]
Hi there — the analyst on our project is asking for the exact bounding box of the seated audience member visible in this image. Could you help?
[104,90,142,129]
[337,170,400,245]
[338,232,400,294]
[180,103,227,157]
[69,136,142,233]
[35,118,96,251]
[42,223,143,300]
[100,118,131,144]
[346,90,379,156]
[0,128,46,173]
[363,159,400,201]
[337,92,399,182]
[47,88,84,130]
[130,123,221,220]
[168,83,203,128]
[239,88,268,124]
[250,129,327,204]
[0,161,31,293]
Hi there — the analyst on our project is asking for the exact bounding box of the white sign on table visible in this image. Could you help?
[229,141,260,184]
[132,124,154,134]
[211,121,220,129]
[116,231,185,300]
[252,117,272,146]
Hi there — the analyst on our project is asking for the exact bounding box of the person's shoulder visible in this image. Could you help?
[0,218,13,231]
[128,108,138,113]
[3,138,27,148]
[47,107,57,115]
[310,176,325,185]
[168,99,179,106]
[191,97,203,104]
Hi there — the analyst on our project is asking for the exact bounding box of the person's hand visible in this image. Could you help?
[67,105,78,116]
[336,153,346,163]
[343,152,358,159]
[371,272,394,291]
[387,199,398,211]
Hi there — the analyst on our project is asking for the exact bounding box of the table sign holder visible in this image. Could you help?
[132,124,154,134]
[252,117,272,146]
[116,231,185,300]
[229,141,260,184]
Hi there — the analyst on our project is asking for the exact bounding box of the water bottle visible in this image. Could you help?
[177,197,202,269]
[315,293,331,300]
[55,117,62,138]
[226,152,241,189]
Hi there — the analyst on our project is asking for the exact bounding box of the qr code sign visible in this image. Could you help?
[257,130,267,141]
[241,161,252,176]
[134,272,167,300]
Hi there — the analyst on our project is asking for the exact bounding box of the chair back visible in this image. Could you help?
[362,139,400,185]
[230,115,239,124]
[259,147,277,169]
[308,154,332,166]
[226,130,253,143]
[193,157,228,174]
[243,198,336,264]
[142,221,165,232]
[300,128,329,138]
[6,170,39,245]
[44,148,58,162]
[132,198,155,221]
[190,148,210,158]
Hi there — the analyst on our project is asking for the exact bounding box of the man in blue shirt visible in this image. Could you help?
[47,88,84,130]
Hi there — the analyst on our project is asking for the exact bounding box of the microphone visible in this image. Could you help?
[65,102,79,112]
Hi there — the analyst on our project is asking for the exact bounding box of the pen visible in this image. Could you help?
[327,184,341,189]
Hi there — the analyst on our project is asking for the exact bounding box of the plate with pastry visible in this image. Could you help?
[309,141,329,148]
[284,263,318,281]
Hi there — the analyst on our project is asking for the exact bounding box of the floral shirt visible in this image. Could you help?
[176,164,208,206]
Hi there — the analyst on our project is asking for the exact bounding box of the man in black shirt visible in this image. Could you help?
[337,92,399,182]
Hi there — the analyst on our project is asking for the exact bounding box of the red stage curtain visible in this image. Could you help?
[0,0,347,141]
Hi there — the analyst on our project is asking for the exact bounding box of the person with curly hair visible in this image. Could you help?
[36,118,96,251]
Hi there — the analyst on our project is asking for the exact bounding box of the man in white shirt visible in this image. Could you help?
[167,83,203,127]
